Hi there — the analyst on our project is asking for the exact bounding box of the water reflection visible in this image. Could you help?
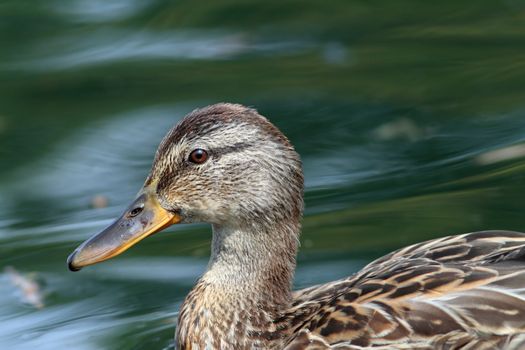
[2,1,525,349]
[7,29,315,72]
[50,0,155,23]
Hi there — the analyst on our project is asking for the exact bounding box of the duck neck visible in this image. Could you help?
[207,221,298,302]
[176,220,300,349]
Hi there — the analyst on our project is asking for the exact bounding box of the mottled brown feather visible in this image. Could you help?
[137,104,525,349]
[283,231,525,349]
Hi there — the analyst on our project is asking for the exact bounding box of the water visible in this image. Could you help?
[1,1,525,349]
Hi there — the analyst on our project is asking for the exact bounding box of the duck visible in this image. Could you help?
[67,103,525,349]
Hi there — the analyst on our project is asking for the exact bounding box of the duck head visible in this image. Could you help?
[67,103,304,271]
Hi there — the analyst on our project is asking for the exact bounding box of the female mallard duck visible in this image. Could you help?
[68,103,525,349]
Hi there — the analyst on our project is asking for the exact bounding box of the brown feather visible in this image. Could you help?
[284,231,525,349]
[138,104,525,349]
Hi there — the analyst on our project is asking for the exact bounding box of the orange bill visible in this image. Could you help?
[67,187,180,271]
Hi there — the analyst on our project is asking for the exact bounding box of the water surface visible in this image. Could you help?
[1,1,525,349]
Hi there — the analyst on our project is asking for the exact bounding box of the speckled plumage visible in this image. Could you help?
[282,230,525,349]
[118,104,525,349]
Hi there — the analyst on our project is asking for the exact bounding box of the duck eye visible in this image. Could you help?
[189,149,208,164]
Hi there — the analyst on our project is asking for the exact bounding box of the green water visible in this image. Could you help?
[1,1,525,349]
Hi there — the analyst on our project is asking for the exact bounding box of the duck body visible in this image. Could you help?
[284,230,525,350]
[67,104,525,349]
[178,230,525,350]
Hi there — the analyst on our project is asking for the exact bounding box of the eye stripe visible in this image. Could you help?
[157,142,253,191]
[213,142,252,157]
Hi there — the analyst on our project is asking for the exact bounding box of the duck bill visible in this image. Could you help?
[67,188,180,271]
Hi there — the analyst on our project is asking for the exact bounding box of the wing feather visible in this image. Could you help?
[285,231,525,349]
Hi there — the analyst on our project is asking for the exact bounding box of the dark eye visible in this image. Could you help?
[189,149,208,164]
